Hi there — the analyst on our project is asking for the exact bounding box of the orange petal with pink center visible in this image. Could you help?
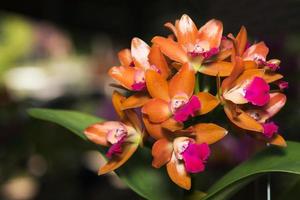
[167,153,191,190]
[175,14,198,47]
[196,92,220,115]
[99,142,139,175]
[161,118,184,132]
[198,19,223,49]
[224,102,264,133]
[233,69,282,87]
[118,48,133,67]
[152,138,173,168]
[152,36,188,64]
[200,61,233,77]
[149,44,171,78]
[169,63,195,98]
[143,115,168,139]
[108,66,135,90]
[121,93,151,110]
[112,91,126,119]
[142,98,171,123]
[236,26,248,56]
[243,42,269,61]
[145,70,170,101]
[131,37,150,69]
[84,122,120,147]
[193,123,227,144]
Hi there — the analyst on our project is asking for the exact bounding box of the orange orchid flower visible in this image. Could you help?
[227,26,281,71]
[84,91,143,174]
[109,37,170,91]
[152,14,233,76]
[142,63,220,133]
[151,123,227,189]
[221,56,286,146]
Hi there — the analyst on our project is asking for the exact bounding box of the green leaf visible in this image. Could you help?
[203,141,300,200]
[28,108,102,140]
[184,190,207,200]
[28,108,183,200]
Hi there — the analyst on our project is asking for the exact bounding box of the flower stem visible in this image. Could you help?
[194,73,200,93]
[267,143,271,200]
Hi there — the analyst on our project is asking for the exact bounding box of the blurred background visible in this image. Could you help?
[0,0,300,199]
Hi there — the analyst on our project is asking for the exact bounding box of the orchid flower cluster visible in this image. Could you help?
[84,14,288,190]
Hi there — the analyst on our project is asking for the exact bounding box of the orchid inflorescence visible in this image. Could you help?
[84,14,288,190]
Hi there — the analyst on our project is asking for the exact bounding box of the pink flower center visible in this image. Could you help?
[278,80,288,90]
[132,82,146,91]
[106,135,126,158]
[181,142,210,173]
[132,70,146,91]
[172,95,201,122]
[170,95,189,113]
[129,61,135,67]
[106,126,128,158]
[188,47,219,59]
[244,77,270,106]
[258,59,280,71]
[262,122,278,138]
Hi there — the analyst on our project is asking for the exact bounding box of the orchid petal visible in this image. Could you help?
[224,102,264,132]
[149,44,171,78]
[142,115,168,139]
[268,134,287,147]
[198,19,223,49]
[215,49,232,61]
[142,98,171,123]
[152,36,188,64]
[193,123,227,144]
[118,48,133,67]
[131,37,150,69]
[221,56,244,91]
[84,123,109,146]
[176,14,198,47]
[169,63,195,98]
[161,118,184,132]
[166,153,191,190]
[164,22,178,37]
[152,138,173,168]
[236,26,248,56]
[99,141,139,175]
[121,93,151,110]
[263,93,286,119]
[243,42,269,61]
[112,91,126,120]
[196,92,220,115]
[85,121,128,147]
[200,61,233,77]
[109,66,135,90]
[125,110,143,133]
[145,70,170,101]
